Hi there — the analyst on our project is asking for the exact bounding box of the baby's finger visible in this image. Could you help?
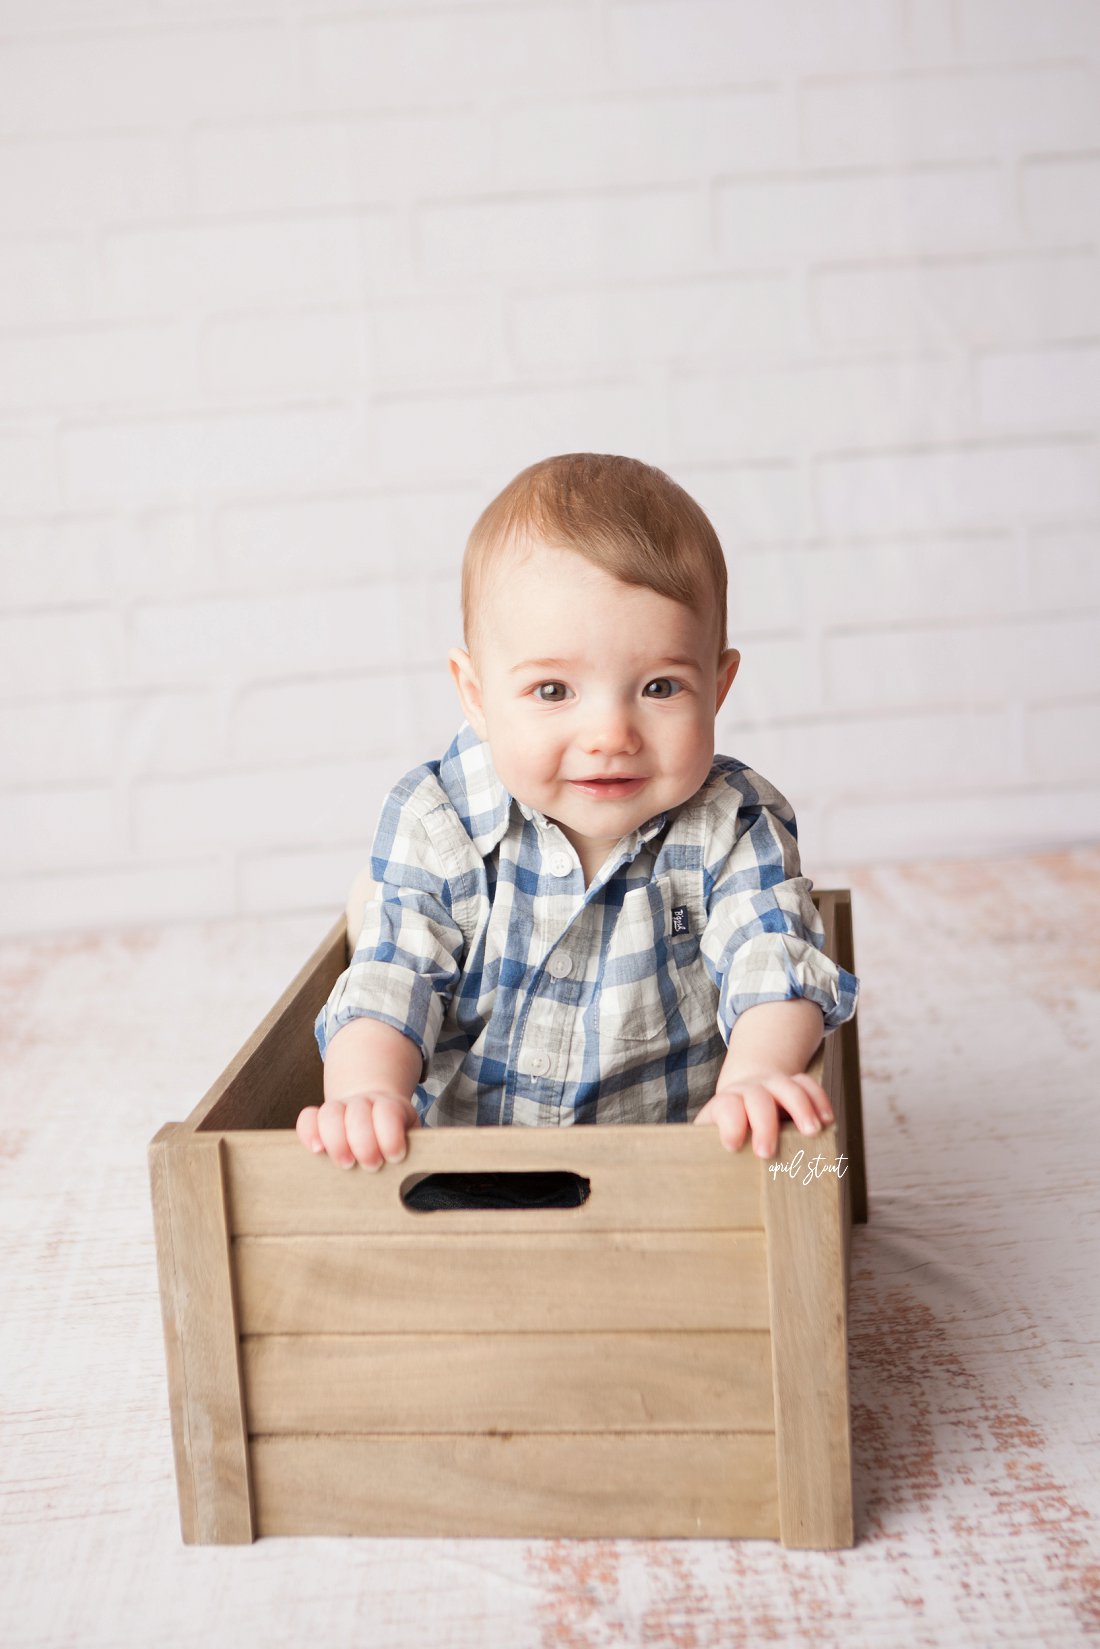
[295,1105,324,1154]
[743,1087,780,1160]
[371,1097,411,1165]
[317,1098,355,1168]
[344,1096,384,1171]
[790,1070,835,1124]
[767,1073,825,1138]
[693,1090,749,1151]
[715,1090,750,1153]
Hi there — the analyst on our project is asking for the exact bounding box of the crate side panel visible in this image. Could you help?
[251,1432,780,1539]
[185,917,343,1135]
[242,1329,775,1434]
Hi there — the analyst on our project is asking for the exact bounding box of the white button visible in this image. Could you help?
[547,952,573,978]
[549,851,573,876]
[524,1051,551,1077]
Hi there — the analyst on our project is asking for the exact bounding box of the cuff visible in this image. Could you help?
[717,931,860,1043]
[314,960,446,1064]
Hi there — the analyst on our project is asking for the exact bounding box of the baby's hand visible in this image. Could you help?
[692,1072,834,1161]
[296,1093,419,1170]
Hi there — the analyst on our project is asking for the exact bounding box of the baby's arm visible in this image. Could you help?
[296,1016,423,1170]
[693,763,859,1161]
[693,997,832,1159]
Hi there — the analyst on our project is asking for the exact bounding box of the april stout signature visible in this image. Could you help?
[768,1149,849,1186]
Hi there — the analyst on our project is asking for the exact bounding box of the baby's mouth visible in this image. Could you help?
[568,776,645,798]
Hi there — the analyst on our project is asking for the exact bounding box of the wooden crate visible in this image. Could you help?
[148,889,866,1547]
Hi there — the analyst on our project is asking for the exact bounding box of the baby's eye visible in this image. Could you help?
[643,677,681,699]
[534,682,570,703]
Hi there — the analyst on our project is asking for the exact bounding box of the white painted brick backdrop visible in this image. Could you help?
[1,0,1099,939]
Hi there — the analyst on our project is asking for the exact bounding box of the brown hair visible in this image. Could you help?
[461,452,728,659]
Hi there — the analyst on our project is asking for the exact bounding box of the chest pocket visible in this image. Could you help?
[598,876,695,1046]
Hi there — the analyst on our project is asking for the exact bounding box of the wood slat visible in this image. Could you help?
[250,1432,780,1539]
[243,1328,775,1434]
[233,1229,770,1334]
[222,1122,765,1236]
[148,1125,199,1540]
[809,892,858,1274]
[182,917,344,1135]
[762,1094,854,1549]
[147,1129,255,1544]
[833,889,869,1225]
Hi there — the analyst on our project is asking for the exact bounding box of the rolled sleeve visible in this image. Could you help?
[699,767,860,1043]
[314,793,465,1064]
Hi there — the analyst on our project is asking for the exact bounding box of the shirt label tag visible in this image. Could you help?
[671,905,690,935]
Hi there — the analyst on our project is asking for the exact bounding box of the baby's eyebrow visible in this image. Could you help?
[508,656,574,674]
[508,655,704,675]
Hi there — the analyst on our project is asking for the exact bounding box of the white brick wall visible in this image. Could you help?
[1,0,1098,939]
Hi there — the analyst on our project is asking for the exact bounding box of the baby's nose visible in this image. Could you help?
[583,706,641,753]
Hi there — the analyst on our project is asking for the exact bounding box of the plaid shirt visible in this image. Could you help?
[315,721,859,1128]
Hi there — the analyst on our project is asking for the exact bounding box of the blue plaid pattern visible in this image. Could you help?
[316,721,860,1128]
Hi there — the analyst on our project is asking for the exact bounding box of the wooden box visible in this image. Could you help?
[148,889,866,1548]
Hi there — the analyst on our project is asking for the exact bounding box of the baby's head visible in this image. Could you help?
[448,453,741,877]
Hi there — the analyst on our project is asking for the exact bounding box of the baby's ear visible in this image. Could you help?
[715,648,740,712]
[447,646,488,739]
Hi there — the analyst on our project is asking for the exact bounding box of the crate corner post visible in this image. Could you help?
[761,1117,854,1550]
[148,1123,256,1545]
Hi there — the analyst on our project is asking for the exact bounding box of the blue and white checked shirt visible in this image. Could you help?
[315,721,859,1128]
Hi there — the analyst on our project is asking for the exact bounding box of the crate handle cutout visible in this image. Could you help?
[399,1170,591,1213]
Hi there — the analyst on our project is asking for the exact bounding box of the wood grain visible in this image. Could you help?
[761,1020,854,1548]
[250,1432,781,1539]
[233,1229,771,1333]
[184,917,344,1135]
[242,1329,775,1434]
[147,1129,255,1544]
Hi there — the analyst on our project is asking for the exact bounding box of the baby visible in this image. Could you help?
[297,453,859,1170]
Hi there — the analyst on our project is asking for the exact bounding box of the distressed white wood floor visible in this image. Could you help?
[2,848,1099,1648]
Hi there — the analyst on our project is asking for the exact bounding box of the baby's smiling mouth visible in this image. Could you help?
[569,775,645,795]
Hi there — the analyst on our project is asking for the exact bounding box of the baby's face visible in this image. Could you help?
[449,541,740,878]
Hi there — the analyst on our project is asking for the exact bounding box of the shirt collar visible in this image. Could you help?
[438,721,670,862]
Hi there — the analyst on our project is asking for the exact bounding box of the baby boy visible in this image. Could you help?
[297,453,859,1170]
